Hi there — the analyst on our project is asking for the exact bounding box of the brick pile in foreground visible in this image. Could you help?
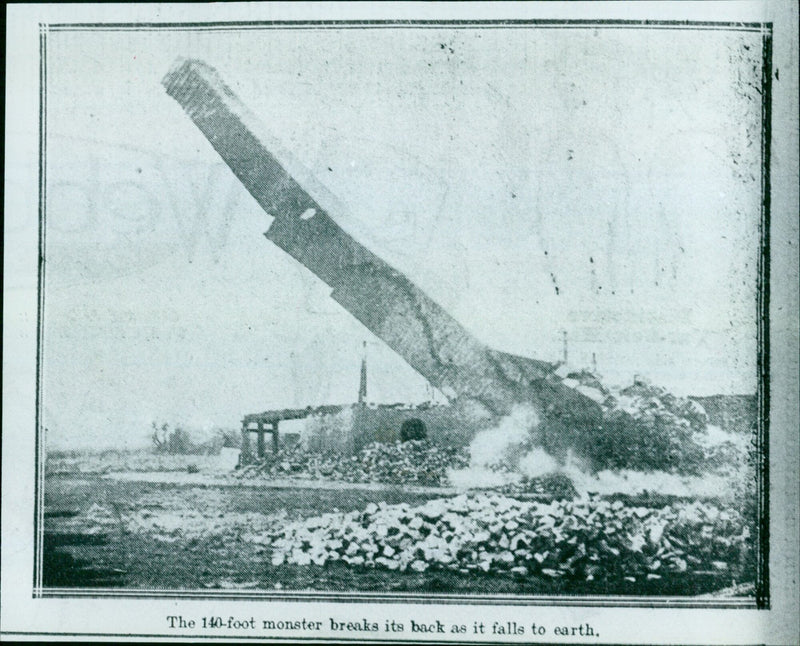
[266,493,750,582]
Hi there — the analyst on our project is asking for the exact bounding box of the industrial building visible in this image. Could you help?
[239,350,486,463]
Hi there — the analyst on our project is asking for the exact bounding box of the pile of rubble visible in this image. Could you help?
[560,370,711,436]
[236,440,470,487]
[606,378,708,431]
[236,440,586,495]
[267,493,749,582]
[235,374,747,488]
[555,371,738,473]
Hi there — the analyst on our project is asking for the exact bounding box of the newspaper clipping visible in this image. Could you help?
[3,1,798,643]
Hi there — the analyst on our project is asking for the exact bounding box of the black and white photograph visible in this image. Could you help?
[3,2,798,643]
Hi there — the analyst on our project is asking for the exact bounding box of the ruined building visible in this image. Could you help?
[238,349,486,462]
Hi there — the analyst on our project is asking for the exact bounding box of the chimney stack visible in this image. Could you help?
[358,341,367,404]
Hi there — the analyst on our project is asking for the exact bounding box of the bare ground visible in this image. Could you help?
[43,474,743,596]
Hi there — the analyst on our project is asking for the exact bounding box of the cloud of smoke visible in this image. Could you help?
[518,447,560,477]
[563,465,735,499]
[556,422,745,499]
[447,404,540,489]
[446,466,519,489]
[469,404,539,468]
[448,399,742,500]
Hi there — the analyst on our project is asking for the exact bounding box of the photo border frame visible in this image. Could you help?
[31,18,773,611]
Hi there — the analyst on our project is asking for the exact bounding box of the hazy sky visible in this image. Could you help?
[34,25,765,448]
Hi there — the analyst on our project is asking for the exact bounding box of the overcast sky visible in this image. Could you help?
[36,25,765,449]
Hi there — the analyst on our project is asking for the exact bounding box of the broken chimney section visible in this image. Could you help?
[162,58,602,442]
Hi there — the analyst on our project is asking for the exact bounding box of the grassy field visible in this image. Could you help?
[43,474,741,596]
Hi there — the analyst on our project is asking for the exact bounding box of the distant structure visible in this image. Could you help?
[238,356,480,463]
[358,341,367,405]
[240,404,344,462]
[238,340,490,463]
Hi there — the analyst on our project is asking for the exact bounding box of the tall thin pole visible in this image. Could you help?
[562,330,568,364]
[358,341,367,404]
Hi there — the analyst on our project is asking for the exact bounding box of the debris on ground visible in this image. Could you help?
[235,440,470,487]
[234,440,582,496]
[267,493,750,582]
